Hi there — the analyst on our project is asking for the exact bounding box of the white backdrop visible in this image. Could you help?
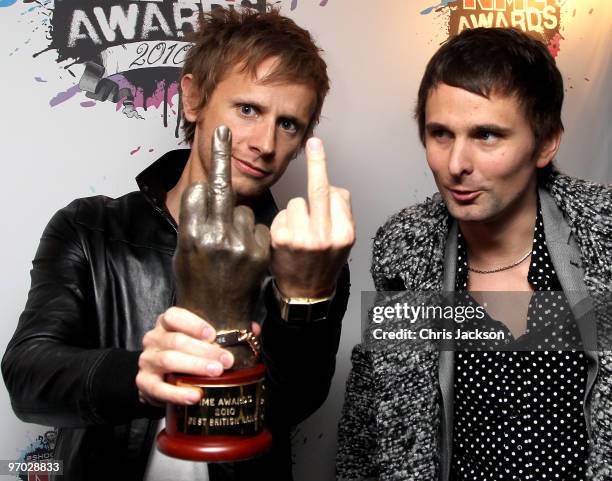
[1,0,610,479]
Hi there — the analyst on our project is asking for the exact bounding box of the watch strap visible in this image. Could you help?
[272,282,335,323]
[216,329,261,358]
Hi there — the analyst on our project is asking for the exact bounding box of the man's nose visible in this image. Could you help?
[448,138,473,177]
[250,120,276,158]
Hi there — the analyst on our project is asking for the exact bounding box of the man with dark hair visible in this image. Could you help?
[337,28,611,481]
[2,8,354,481]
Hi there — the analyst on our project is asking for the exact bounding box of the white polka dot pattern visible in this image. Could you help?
[451,203,589,480]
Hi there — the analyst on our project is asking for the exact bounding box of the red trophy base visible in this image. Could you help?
[157,428,273,462]
[157,364,272,462]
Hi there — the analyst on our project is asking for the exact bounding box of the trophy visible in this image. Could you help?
[157,125,273,461]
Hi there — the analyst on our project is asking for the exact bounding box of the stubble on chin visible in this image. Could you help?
[443,194,501,224]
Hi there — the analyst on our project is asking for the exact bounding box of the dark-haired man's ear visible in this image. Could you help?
[180,74,200,123]
[535,129,562,169]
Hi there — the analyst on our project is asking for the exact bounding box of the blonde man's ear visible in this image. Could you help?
[180,74,200,123]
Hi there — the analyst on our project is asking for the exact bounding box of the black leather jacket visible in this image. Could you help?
[2,150,349,481]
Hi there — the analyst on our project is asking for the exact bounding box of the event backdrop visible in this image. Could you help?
[1,0,610,479]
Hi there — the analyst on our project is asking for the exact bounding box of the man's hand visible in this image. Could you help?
[270,138,355,298]
[136,125,270,406]
[136,309,262,406]
[136,307,235,406]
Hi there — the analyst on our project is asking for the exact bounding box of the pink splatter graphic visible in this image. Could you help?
[146,82,179,110]
[130,146,142,155]
[48,75,179,115]
[29,0,323,135]
[108,76,178,112]
[548,33,564,58]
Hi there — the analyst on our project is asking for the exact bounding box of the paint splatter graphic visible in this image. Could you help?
[420,0,457,16]
[49,84,81,107]
[548,32,563,58]
[9,0,328,136]
[420,0,573,58]
[291,0,328,9]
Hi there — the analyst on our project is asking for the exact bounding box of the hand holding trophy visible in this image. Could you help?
[157,125,273,461]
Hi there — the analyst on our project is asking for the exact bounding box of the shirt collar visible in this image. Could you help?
[455,195,561,291]
[135,149,279,228]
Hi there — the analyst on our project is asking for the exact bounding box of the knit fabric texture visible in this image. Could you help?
[336,173,612,481]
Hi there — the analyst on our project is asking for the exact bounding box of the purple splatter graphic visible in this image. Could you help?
[49,84,81,107]
[108,75,179,112]
[14,0,329,135]
[291,0,329,11]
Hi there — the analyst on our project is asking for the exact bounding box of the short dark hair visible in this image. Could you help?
[415,27,564,157]
[181,8,329,145]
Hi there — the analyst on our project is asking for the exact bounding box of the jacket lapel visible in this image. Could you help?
[540,188,600,441]
[438,220,458,481]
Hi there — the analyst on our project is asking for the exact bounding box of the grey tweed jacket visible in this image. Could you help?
[337,174,612,481]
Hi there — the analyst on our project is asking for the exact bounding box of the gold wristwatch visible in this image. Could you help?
[272,281,335,323]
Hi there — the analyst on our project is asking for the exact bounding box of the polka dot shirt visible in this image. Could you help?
[450,204,589,481]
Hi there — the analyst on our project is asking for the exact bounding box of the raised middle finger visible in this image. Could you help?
[207,125,234,224]
[306,137,331,238]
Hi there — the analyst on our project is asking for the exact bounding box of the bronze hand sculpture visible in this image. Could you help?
[174,125,270,368]
[158,125,273,461]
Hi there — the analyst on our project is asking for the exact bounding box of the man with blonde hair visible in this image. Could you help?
[4,8,354,481]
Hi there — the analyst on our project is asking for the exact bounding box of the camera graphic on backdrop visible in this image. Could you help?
[5,0,327,134]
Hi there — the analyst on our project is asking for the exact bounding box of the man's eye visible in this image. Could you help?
[431,129,451,139]
[478,131,498,142]
[239,105,256,116]
[279,119,297,133]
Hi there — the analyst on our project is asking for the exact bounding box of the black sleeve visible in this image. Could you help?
[1,200,160,428]
[260,264,350,428]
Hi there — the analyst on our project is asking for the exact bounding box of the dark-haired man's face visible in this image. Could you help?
[424,83,559,225]
[182,57,316,202]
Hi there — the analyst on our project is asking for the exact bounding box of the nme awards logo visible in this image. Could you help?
[18,429,56,481]
[422,0,568,57]
[7,0,327,135]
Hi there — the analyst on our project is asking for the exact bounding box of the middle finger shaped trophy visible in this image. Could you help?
[157,125,273,461]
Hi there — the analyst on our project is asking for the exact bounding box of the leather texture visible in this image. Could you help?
[2,149,350,481]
